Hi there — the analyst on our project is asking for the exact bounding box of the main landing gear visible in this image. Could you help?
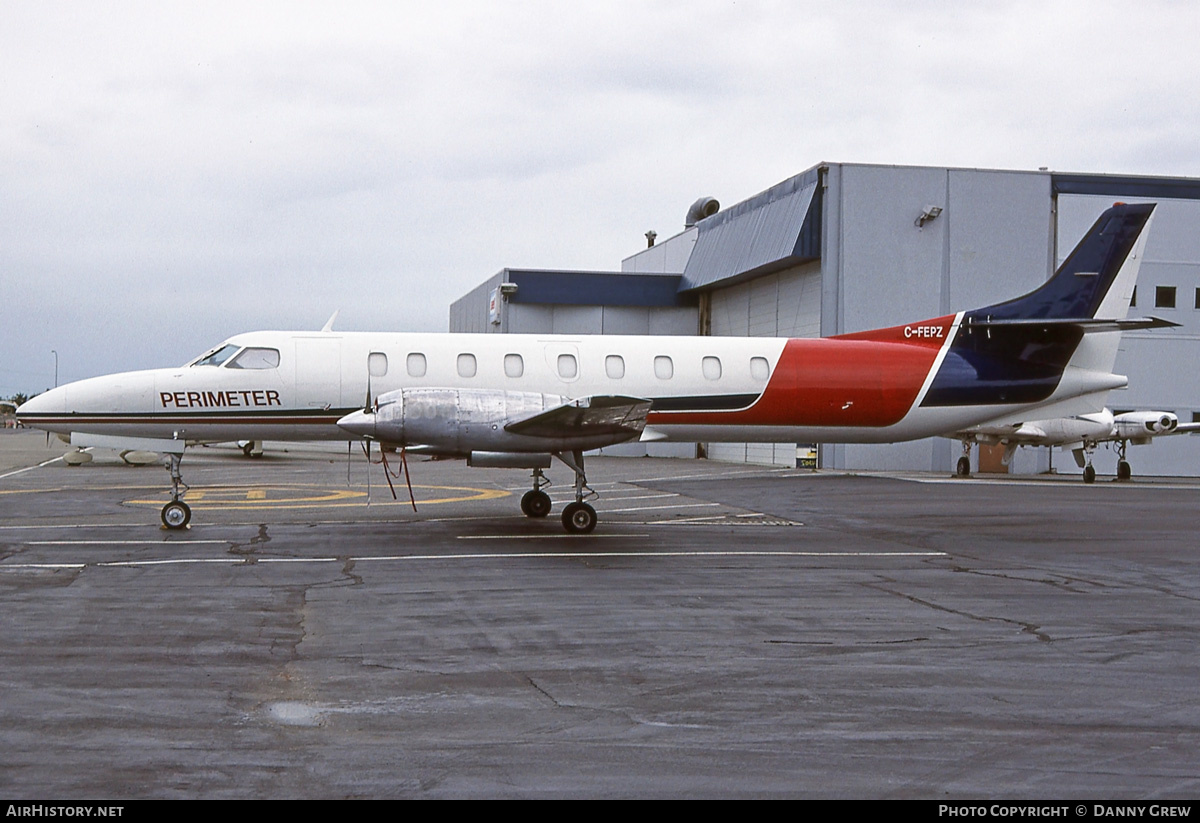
[1116,440,1132,482]
[1079,441,1098,484]
[520,468,552,518]
[518,451,598,534]
[160,452,191,529]
[1075,440,1132,484]
[956,440,972,477]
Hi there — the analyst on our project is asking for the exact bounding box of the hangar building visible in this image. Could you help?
[450,162,1200,477]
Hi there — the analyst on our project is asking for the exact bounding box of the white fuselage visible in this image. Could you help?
[18,322,1127,449]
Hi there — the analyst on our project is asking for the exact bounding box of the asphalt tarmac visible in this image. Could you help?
[1,428,1198,798]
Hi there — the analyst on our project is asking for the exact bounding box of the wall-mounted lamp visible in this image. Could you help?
[915,205,943,228]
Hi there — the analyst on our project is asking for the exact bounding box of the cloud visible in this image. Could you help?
[3,0,1200,393]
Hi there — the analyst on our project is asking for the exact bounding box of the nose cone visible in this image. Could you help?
[15,386,68,429]
[337,409,377,439]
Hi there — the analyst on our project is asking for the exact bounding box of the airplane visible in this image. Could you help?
[948,407,1200,483]
[17,202,1169,533]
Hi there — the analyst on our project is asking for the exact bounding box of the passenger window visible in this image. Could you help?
[406,352,427,378]
[605,355,625,379]
[226,347,280,370]
[557,354,578,379]
[654,355,673,380]
[368,352,388,377]
[702,356,722,380]
[750,357,770,381]
[457,353,477,378]
[504,353,524,378]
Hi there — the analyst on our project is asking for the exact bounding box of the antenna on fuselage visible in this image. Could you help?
[320,310,339,333]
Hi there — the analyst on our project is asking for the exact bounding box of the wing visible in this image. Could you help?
[504,395,652,443]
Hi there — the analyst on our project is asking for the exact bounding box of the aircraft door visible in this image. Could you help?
[295,337,343,409]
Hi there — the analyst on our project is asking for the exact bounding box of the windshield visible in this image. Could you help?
[226,347,280,370]
[189,343,240,367]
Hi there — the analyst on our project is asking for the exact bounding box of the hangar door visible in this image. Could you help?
[705,262,821,466]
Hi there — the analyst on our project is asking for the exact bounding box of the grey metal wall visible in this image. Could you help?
[823,164,1054,473]
[448,272,506,334]
[706,261,821,466]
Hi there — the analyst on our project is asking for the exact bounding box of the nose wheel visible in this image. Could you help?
[161,451,191,529]
[161,500,191,529]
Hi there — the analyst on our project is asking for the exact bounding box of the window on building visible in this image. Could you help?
[557,353,577,379]
[750,357,770,381]
[1130,286,1137,307]
[654,356,674,379]
[367,352,388,377]
[1195,287,1200,309]
[457,353,477,378]
[605,355,625,379]
[1156,286,1176,308]
[702,356,722,380]
[504,353,523,378]
[406,352,427,377]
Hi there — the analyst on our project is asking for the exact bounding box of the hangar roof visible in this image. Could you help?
[680,165,822,292]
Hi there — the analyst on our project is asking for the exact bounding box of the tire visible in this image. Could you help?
[562,502,597,534]
[161,500,191,530]
[1117,460,1131,481]
[956,456,970,477]
[1083,465,1096,484]
[521,490,552,518]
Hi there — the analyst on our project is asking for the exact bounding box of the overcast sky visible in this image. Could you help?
[3,0,1199,396]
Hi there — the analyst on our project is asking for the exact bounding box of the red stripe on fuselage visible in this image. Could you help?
[648,315,954,428]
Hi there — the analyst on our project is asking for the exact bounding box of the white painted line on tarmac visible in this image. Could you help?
[546,493,680,503]
[457,534,647,540]
[27,539,230,546]
[603,502,723,513]
[0,548,947,571]
[0,522,154,530]
[0,454,67,479]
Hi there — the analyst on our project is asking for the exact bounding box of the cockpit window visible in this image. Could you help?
[226,347,281,370]
[191,344,240,367]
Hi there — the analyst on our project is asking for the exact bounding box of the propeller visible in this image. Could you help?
[348,355,417,512]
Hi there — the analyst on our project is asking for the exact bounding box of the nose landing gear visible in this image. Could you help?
[161,452,191,529]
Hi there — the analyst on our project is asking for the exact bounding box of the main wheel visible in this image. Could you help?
[161,500,191,530]
[956,456,971,477]
[1083,465,1096,484]
[1117,460,1131,481]
[521,489,552,518]
[562,502,597,534]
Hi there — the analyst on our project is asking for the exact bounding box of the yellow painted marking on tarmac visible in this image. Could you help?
[122,483,510,511]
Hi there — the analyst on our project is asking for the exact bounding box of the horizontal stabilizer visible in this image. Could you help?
[504,395,652,440]
[962,316,1179,332]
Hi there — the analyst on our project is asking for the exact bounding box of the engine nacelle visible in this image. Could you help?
[1113,411,1177,440]
[366,388,563,454]
[340,387,637,456]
